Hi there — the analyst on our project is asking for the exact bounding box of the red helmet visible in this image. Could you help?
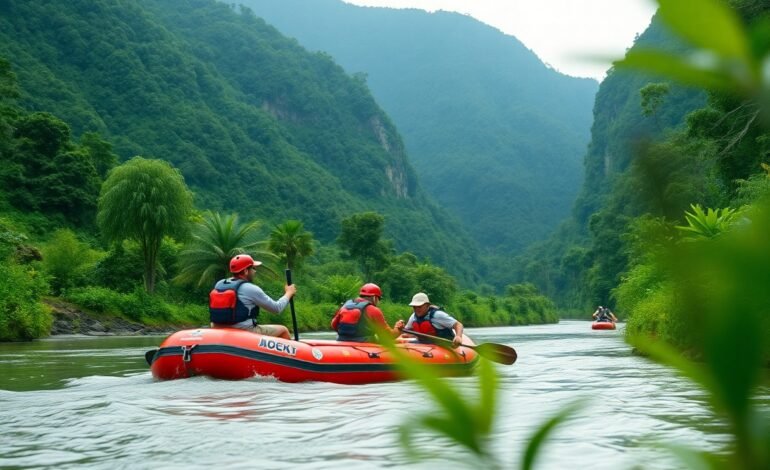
[229,254,262,273]
[359,283,382,298]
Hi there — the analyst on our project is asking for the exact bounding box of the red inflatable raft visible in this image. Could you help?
[591,321,616,330]
[148,328,480,385]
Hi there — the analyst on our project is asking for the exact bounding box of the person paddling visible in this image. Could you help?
[403,292,464,348]
[331,283,404,342]
[592,305,617,323]
[209,254,296,339]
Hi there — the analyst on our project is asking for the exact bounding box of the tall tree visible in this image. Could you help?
[175,211,273,287]
[268,220,315,271]
[97,157,193,293]
[337,212,392,279]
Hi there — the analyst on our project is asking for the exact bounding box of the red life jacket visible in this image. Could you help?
[209,278,259,324]
[335,299,375,342]
[412,307,454,340]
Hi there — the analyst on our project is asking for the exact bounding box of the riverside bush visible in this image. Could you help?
[0,263,51,341]
[65,286,207,326]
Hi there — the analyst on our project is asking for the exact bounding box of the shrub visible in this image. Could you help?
[121,288,174,322]
[42,228,103,294]
[65,286,122,313]
[0,262,51,340]
[316,274,362,304]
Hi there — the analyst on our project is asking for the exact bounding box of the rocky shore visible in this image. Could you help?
[47,299,175,336]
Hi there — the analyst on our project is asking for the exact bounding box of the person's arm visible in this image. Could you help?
[367,307,402,337]
[433,310,463,347]
[451,321,464,347]
[242,284,289,314]
[401,315,416,337]
[331,308,341,331]
[394,318,405,335]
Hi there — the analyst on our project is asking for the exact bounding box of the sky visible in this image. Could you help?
[343,0,658,81]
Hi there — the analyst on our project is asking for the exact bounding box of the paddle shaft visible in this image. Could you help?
[286,269,299,341]
[402,329,517,365]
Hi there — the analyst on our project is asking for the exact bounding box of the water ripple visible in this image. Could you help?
[0,322,767,469]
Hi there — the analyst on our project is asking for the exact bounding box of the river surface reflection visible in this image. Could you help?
[1,321,766,469]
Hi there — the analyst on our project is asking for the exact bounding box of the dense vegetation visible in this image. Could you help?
[0,0,558,341]
[242,0,597,257]
[512,15,707,313]
[513,2,770,363]
[0,0,481,284]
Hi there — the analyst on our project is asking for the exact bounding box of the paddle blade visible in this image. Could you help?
[145,349,157,366]
[474,343,517,365]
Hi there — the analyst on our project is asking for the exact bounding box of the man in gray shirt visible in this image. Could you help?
[210,254,297,339]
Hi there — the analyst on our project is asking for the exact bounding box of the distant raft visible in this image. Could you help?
[147,328,480,385]
[591,321,616,330]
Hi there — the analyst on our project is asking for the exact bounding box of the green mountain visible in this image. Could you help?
[239,0,598,254]
[513,13,707,309]
[0,0,481,282]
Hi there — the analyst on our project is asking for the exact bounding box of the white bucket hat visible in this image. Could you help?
[409,292,430,307]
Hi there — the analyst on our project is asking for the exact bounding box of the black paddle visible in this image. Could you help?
[286,269,299,341]
[403,329,517,365]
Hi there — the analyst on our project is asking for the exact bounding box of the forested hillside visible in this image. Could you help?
[513,1,770,329]
[241,0,598,254]
[513,14,707,310]
[0,0,480,282]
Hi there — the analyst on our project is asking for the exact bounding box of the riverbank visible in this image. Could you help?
[47,299,177,336]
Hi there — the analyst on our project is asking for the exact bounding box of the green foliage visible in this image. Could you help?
[374,252,418,303]
[268,220,315,271]
[408,263,457,306]
[436,283,557,328]
[0,261,51,341]
[0,216,40,263]
[640,82,671,118]
[377,331,499,463]
[377,324,580,469]
[733,165,770,204]
[521,400,585,470]
[617,2,770,467]
[64,285,206,325]
[337,212,392,279]
[175,211,272,288]
[313,274,362,305]
[0,0,482,285]
[619,274,676,341]
[0,56,20,104]
[79,132,118,179]
[92,240,155,293]
[618,0,759,97]
[2,111,102,225]
[98,157,193,293]
[675,203,741,241]
[629,200,770,467]
[41,228,103,294]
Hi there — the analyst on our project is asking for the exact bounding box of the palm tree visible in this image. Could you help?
[268,220,315,271]
[175,211,274,287]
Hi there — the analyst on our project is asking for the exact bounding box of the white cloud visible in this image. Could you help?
[343,0,657,80]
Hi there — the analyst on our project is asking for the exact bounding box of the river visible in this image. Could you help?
[0,321,764,469]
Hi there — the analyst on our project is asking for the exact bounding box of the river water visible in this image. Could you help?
[0,321,764,469]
